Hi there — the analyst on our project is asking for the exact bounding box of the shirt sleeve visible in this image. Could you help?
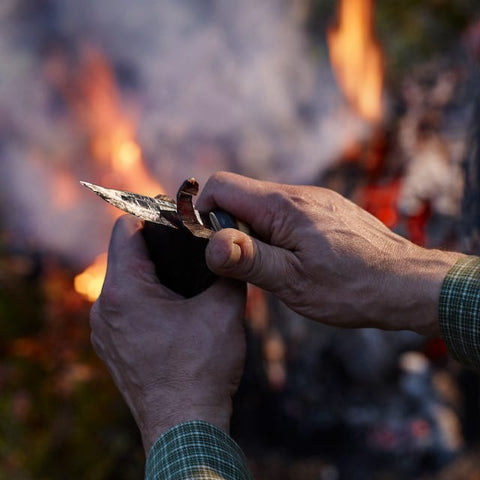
[439,255,480,371]
[145,421,253,480]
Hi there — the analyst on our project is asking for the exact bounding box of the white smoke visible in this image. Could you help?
[0,0,366,265]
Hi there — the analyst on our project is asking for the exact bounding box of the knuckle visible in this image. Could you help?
[206,171,231,189]
[201,171,234,208]
[212,170,230,182]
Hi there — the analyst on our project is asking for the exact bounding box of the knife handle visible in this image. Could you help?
[142,210,250,298]
[207,210,251,234]
[142,221,216,298]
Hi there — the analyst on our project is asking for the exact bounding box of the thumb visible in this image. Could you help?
[205,229,294,293]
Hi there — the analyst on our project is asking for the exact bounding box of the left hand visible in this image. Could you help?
[90,216,247,453]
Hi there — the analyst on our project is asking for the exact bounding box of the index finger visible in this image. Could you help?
[197,172,285,238]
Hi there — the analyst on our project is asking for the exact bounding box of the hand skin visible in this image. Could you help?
[197,172,465,337]
[90,216,246,454]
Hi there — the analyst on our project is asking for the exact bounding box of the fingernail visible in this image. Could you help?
[221,242,242,269]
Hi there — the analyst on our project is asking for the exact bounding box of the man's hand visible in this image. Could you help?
[197,172,464,336]
[90,216,246,453]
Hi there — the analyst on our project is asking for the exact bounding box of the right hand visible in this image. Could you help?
[197,172,464,336]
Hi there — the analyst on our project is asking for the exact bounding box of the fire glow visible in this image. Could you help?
[328,0,384,123]
[72,47,163,196]
[74,252,108,302]
[72,48,164,302]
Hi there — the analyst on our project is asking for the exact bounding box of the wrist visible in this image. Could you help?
[382,245,465,336]
[139,399,232,454]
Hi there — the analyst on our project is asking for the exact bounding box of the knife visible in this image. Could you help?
[81,178,249,297]
[80,178,248,238]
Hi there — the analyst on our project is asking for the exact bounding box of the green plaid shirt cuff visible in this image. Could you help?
[439,256,480,370]
[145,421,253,480]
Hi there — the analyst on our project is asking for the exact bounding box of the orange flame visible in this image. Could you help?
[71,47,165,301]
[327,0,384,123]
[74,253,108,302]
[75,47,162,195]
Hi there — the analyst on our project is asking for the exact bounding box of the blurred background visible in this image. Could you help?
[1,0,480,478]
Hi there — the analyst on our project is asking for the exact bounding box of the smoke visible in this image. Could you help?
[0,0,365,265]
[56,0,365,183]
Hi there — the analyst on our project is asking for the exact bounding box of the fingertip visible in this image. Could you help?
[110,215,144,248]
[114,213,143,231]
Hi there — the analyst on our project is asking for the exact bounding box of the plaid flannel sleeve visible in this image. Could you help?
[145,421,253,480]
[439,256,480,371]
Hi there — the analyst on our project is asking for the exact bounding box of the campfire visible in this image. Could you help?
[73,0,389,304]
[52,46,165,301]
[328,0,384,124]
[1,0,479,478]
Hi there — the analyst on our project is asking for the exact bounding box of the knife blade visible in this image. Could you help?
[80,181,182,229]
[80,178,250,238]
